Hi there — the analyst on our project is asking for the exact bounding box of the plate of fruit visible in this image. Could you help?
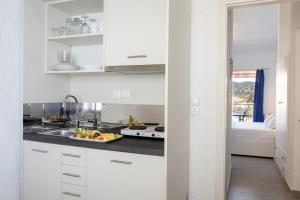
[70,128,123,143]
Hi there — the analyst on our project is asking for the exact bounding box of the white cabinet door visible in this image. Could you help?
[293,30,300,179]
[23,141,61,200]
[276,55,289,152]
[105,0,166,66]
[87,150,165,200]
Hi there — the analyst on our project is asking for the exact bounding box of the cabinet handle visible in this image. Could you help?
[62,173,81,178]
[110,160,132,165]
[278,101,284,104]
[62,191,81,198]
[31,149,48,154]
[127,55,147,59]
[62,153,81,158]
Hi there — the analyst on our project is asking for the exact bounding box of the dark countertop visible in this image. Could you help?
[23,132,164,157]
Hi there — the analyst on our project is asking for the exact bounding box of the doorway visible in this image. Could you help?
[223,1,300,200]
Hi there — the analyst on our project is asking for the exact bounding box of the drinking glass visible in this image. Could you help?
[73,17,82,34]
[89,18,98,33]
[51,28,59,36]
[81,15,90,34]
[65,18,74,35]
[58,27,66,36]
[57,50,71,64]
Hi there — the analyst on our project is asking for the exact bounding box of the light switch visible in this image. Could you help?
[191,98,200,106]
[191,106,200,116]
[112,90,121,99]
[121,90,130,99]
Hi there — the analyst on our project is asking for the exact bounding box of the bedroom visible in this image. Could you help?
[227,3,300,200]
[230,4,277,158]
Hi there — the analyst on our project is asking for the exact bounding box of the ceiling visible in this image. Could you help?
[233,4,278,54]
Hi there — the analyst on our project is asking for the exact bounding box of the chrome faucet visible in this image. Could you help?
[63,95,79,128]
[41,103,50,128]
[86,103,97,129]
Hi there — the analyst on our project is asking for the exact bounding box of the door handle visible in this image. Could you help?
[62,191,81,198]
[62,153,81,158]
[62,173,81,178]
[110,160,132,165]
[127,55,147,59]
[31,149,48,154]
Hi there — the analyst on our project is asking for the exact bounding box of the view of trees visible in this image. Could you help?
[232,80,255,122]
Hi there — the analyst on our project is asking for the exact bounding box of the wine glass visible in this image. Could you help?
[73,17,82,34]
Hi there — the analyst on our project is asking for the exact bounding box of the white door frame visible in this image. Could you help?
[215,0,297,199]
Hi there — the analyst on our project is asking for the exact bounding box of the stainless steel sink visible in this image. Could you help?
[24,125,74,138]
[23,125,52,133]
[41,129,74,137]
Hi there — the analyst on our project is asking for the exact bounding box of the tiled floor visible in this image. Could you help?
[228,156,300,200]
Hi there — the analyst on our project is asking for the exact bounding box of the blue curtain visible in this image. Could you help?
[253,69,265,122]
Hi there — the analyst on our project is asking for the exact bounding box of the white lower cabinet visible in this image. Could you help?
[23,141,61,200]
[275,144,287,178]
[87,150,165,200]
[23,141,165,200]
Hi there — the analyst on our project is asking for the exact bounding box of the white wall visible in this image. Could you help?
[189,0,218,199]
[286,2,300,189]
[0,0,21,199]
[167,0,191,199]
[23,0,71,103]
[70,74,165,105]
[188,1,279,200]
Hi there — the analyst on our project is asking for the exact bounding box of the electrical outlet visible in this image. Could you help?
[112,90,121,99]
[121,90,130,99]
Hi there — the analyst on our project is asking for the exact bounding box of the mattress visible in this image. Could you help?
[232,122,276,143]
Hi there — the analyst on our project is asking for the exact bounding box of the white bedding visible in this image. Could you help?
[232,122,276,144]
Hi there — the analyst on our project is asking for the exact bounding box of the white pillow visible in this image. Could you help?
[264,113,276,129]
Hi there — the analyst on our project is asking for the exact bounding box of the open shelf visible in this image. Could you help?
[47,0,103,16]
[48,33,103,45]
[46,0,104,74]
[45,69,105,74]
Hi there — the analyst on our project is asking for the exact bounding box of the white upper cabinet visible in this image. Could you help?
[45,0,105,74]
[104,0,167,66]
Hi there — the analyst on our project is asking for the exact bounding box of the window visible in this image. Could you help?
[232,70,256,122]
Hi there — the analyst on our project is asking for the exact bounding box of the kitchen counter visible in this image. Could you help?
[23,132,164,156]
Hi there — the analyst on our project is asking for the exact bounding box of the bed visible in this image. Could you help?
[231,122,276,158]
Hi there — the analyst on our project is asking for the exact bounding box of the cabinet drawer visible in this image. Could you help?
[61,147,86,167]
[275,145,287,165]
[62,165,86,186]
[62,183,86,200]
